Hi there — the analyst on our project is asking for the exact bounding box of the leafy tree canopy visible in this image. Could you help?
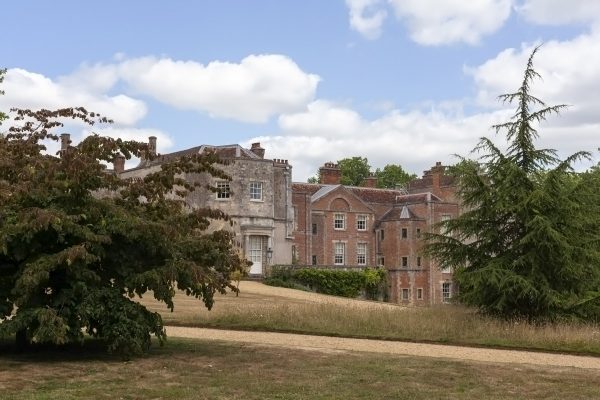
[425,47,600,321]
[375,164,417,189]
[306,157,416,187]
[0,106,246,354]
[338,156,371,186]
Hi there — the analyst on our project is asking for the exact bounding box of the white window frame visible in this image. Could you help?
[442,282,452,303]
[417,288,423,300]
[356,215,367,231]
[216,181,231,199]
[249,181,263,201]
[356,243,367,265]
[401,256,408,268]
[334,242,345,265]
[333,213,346,230]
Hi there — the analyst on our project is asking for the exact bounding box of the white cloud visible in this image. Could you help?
[116,54,320,123]
[467,30,600,128]
[0,68,146,126]
[58,63,119,94]
[388,0,512,45]
[516,0,600,26]
[255,29,600,182]
[251,100,512,181]
[346,0,388,39]
[278,100,366,137]
[2,54,319,128]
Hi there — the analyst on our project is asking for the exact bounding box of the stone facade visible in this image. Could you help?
[117,138,294,275]
[292,162,459,306]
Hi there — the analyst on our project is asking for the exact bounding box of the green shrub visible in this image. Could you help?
[263,277,308,291]
[266,266,388,300]
[363,267,388,301]
[269,265,296,282]
[293,269,364,297]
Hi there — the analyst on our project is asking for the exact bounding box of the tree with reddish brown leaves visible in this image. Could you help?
[0,103,247,354]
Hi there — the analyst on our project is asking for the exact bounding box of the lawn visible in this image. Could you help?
[1,338,599,400]
[139,281,600,355]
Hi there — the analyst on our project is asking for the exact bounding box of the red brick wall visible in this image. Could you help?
[291,178,461,306]
[388,270,430,305]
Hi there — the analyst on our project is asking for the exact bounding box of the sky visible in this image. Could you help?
[2,0,600,181]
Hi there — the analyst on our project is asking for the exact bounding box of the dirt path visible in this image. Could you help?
[166,326,600,370]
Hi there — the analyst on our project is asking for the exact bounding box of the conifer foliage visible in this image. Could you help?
[0,106,246,354]
[425,47,600,321]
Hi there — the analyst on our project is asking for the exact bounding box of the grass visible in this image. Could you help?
[1,337,599,400]
[139,282,600,355]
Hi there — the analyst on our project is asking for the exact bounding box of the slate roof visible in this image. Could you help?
[348,187,406,204]
[395,192,441,204]
[311,185,341,202]
[379,205,425,222]
[134,144,261,169]
[292,183,324,196]
[291,183,441,205]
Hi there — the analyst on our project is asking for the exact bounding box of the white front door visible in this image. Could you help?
[248,236,263,274]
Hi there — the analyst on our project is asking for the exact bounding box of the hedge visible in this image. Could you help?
[264,266,388,300]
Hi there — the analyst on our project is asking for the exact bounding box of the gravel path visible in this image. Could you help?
[166,326,600,370]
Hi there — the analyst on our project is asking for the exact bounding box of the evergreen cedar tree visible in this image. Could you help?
[0,105,247,354]
[424,46,600,322]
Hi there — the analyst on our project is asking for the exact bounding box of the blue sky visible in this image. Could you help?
[2,1,600,180]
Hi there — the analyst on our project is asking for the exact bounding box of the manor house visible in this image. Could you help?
[292,162,459,305]
[114,137,295,275]
[106,136,457,305]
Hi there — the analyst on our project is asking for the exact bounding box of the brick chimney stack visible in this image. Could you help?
[319,162,341,184]
[113,154,126,174]
[362,173,378,188]
[431,161,444,192]
[60,133,70,155]
[250,142,265,159]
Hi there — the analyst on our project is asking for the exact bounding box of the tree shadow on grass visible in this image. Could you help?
[0,335,234,363]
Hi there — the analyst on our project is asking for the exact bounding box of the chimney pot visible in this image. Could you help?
[319,161,341,184]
